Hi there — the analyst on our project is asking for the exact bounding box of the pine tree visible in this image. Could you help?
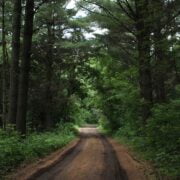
[16,0,35,134]
[8,0,22,125]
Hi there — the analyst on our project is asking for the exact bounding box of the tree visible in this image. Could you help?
[134,0,153,121]
[16,0,35,134]
[1,0,9,129]
[8,0,22,125]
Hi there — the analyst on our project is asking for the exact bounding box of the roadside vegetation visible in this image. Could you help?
[112,99,180,177]
[97,66,180,178]
[0,123,76,177]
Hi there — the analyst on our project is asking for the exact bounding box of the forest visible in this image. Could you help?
[0,0,180,179]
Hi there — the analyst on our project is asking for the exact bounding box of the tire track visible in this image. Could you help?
[34,127,128,180]
[100,135,128,180]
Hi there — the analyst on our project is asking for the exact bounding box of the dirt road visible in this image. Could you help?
[33,127,128,180]
[13,126,148,180]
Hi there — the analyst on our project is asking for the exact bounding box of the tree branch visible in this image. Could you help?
[117,0,136,21]
[78,1,136,37]
[34,0,51,13]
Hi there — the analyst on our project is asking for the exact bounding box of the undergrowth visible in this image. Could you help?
[0,123,76,178]
[102,99,180,179]
[114,101,179,179]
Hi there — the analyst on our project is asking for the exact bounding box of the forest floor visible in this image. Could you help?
[9,126,152,180]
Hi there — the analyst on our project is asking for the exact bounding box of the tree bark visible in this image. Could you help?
[16,0,35,134]
[135,0,153,122]
[8,0,22,125]
[2,0,8,129]
[153,29,166,103]
[152,0,166,103]
[44,23,54,129]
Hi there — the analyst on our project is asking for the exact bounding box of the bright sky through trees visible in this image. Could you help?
[66,0,108,39]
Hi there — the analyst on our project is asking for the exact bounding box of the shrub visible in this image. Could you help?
[0,123,76,177]
[114,100,180,178]
[146,100,180,176]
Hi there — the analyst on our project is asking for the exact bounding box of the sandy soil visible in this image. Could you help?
[10,127,149,180]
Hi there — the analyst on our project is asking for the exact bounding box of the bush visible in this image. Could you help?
[146,100,180,176]
[0,123,76,177]
[114,100,180,178]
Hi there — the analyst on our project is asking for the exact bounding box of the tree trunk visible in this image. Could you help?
[153,29,166,103]
[152,0,166,103]
[2,0,8,129]
[44,23,54,129]
[8,0,22,125]
[16,0,35,134]
[135,0,153,122]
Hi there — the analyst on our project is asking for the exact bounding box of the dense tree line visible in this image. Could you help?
[0,0,179,177]
[79,0,180,121]
[0,0,95,133]
[77,0,180,177]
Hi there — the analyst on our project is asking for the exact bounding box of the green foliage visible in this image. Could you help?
[0,123,76,177]
[69,95,88,125]
[113,99,180,177]
[146,100,180,176]
[96,53,180,177]
[97,57,141,132]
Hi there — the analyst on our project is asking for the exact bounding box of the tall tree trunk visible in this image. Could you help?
[153,30,166,103]
[135,0,153,122]
[8,0,22,125]
[152,0,166,103]
[44,23,54,129]
[16,0,35,134]
[2,0,8,129]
